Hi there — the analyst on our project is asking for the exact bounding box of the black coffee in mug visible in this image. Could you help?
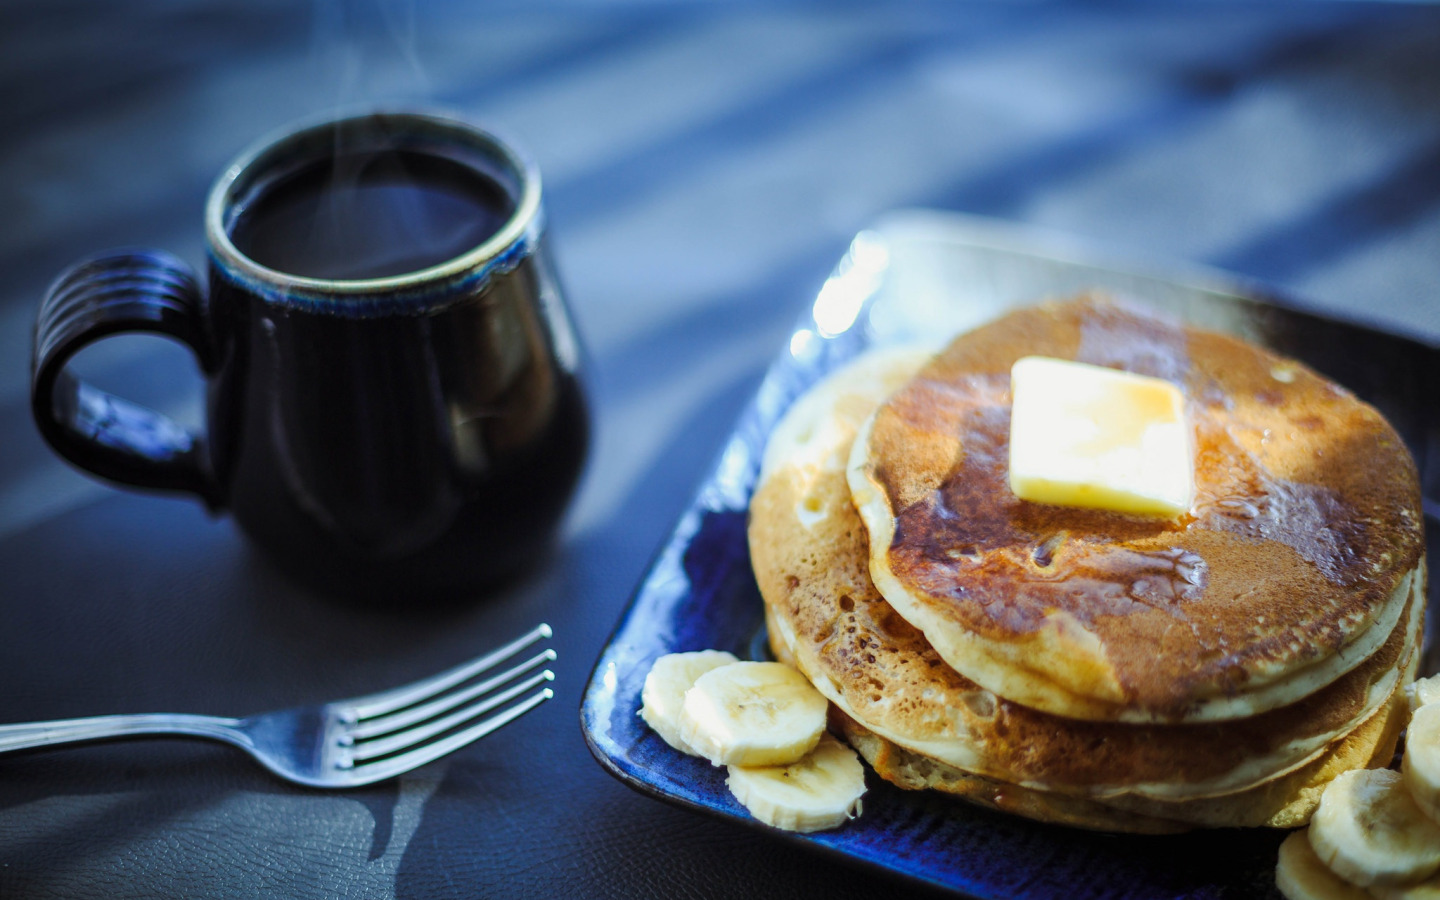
[32,112,589,600]
[229,149,514,281]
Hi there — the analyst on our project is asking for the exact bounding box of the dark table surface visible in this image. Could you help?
[2,2,1439,898]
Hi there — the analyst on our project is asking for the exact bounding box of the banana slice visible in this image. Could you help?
[1309,768,1440,887]
[640,650,740,754]
[1403,703,1440,824]
[1408,675,1440,715]
[1371,874,1440,900]
[1275,831,1370,900]
[680,661,828,767]
[726,732,866,832]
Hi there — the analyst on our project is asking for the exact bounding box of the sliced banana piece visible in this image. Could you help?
[1275,831,1370,900]
[1309,768,1440,887]
[1403,702,1440,823]
[680,661,828,767]
[1409,675,1440,715]
[1371,874,1440,900]
[640,650,740,754]
[726,732,866,833]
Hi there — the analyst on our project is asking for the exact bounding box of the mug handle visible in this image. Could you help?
[31,250,222,507]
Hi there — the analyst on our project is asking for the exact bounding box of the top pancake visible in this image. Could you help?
[847,296,1423,722]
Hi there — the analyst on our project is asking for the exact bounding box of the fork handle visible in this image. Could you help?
[0,713,249,755]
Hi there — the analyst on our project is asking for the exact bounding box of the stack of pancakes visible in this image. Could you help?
[748,297,1426,833]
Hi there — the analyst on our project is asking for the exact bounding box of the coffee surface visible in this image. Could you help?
[230,149,514,280]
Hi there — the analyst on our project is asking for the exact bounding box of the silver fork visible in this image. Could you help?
[0,623,555,787]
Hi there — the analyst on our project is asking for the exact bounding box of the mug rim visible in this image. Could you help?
[204,109,543,300]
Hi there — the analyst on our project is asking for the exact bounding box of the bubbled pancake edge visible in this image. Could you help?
[763,539,1421,802]
[758,345,936,487]
[1095,644,1417,829]
[834,711,1192,835]
[837,649,1412,832]
[847,296,1423,722]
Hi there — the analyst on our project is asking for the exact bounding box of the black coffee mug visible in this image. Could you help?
[32,111,588,598]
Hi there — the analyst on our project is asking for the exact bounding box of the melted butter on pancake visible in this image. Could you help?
[1007,357,1194,517]
[851,296,1422,721]
[884,373,1209,637]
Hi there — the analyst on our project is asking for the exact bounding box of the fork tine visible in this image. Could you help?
[340,685,554,786]
[349,650,556,740]
[343,623,552,720]
[348,670,554,761]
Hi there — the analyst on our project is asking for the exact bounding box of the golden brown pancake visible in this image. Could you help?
[1095,650,1414,828]
[763,579,1421,802]
[834,714,1192,835]
[751,346,1425,804]
[847,296,1423,722]
[836,655,1411,832]
[767,604,1189,835]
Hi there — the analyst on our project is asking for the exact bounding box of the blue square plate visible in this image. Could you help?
[580,209,1439,899]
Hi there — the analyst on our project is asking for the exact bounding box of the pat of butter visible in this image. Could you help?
[1008,357,1194,517]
